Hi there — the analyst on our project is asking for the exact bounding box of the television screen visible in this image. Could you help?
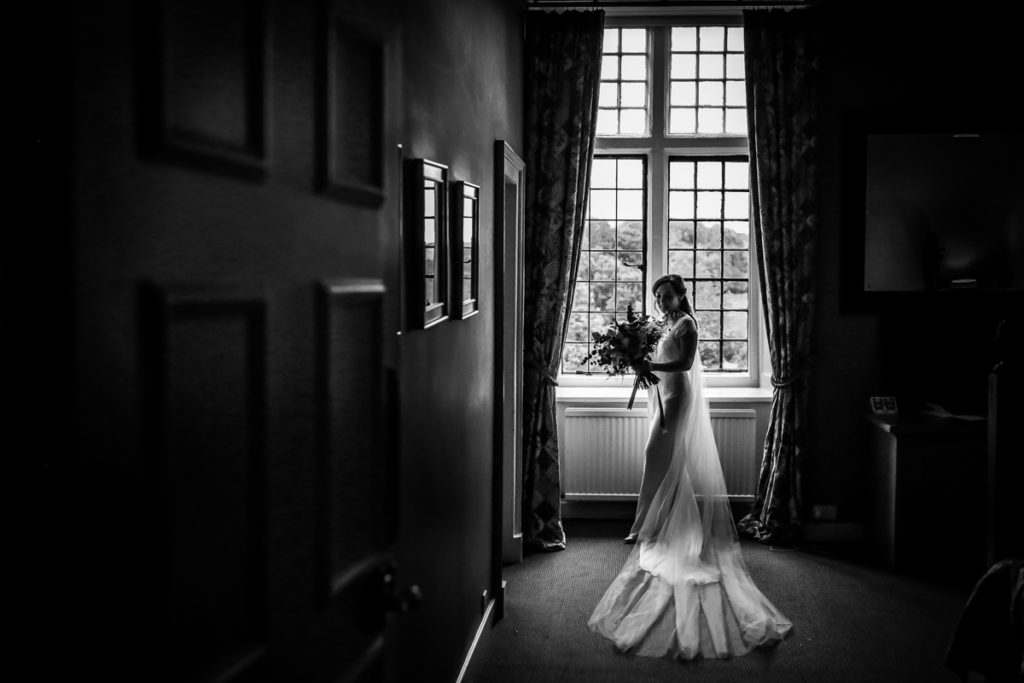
[863,133,1024,292]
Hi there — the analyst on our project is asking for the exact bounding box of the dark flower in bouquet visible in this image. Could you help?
[584,305,667,410]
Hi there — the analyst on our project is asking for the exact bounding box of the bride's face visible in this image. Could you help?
[654,283,681,314]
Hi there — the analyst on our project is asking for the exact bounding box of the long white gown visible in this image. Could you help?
[588,313,792,659]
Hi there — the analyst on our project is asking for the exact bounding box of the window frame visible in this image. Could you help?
[559,14,764,389]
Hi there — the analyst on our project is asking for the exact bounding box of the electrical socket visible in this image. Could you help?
[812,504,838,521]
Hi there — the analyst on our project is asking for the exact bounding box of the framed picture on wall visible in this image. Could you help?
[451,181,480,319]
[404,158,449,329]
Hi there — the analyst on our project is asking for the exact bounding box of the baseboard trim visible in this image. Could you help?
[562,499,636,520]
[455,596,495,683]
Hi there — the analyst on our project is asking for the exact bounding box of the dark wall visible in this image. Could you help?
[395,0,523,679]
[809,0,1024,522]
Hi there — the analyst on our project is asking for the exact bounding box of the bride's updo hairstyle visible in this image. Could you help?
[651,274,697,325]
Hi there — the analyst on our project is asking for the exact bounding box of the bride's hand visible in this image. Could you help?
[631,359,652,374]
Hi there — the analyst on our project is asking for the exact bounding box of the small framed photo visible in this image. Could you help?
[450,181,480,319]
[869,396,898,415]
[404,158,449,329]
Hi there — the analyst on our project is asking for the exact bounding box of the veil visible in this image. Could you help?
[588,335,791,659]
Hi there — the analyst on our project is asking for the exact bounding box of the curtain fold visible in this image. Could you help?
[521,9,604,552]
[737,9,819,545]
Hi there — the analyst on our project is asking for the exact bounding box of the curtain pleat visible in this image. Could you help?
[737,8,819,545]
[521,9,604,551]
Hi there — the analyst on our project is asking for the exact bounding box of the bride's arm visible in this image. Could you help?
[644,321,698,373]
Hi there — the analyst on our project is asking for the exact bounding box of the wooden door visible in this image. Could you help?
[61,1,413,681]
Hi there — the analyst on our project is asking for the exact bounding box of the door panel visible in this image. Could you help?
[315,280,397,680]
[139,284,270,683]
[137,0,268,179]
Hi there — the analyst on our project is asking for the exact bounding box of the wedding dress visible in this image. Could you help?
[588,313,792,659]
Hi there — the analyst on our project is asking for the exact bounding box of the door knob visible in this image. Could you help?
[381,562,423,613]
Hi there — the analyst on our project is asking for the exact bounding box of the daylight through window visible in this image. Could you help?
[562,20,756,380]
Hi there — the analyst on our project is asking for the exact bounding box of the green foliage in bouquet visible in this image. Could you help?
[584,305,666,382]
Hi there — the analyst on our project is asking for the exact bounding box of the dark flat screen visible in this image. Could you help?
[863,133,1024,292]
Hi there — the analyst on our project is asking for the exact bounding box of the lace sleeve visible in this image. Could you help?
[673,315,698,340]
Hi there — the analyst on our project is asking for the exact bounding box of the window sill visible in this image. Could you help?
[555,385,774,404]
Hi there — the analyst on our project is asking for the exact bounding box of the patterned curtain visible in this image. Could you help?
[521,9,604,552]
[737,9,819,545]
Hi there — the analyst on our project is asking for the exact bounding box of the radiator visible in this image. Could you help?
[562,407,758,500]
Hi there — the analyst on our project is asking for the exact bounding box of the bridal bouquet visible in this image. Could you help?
[584,305,666,411]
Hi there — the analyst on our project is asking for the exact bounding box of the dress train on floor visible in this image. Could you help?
[588,314,792,659]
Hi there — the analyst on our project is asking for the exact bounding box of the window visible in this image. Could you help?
[561,19,759,385]
[597,29,649,136]
[563,156,647,372]
[667,26,747,135]
[667,156,751,371]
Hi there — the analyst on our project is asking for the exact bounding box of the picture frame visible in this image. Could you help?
[450,181,480,319]
[403,158,449,330]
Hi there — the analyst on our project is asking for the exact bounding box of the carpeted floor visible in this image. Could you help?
[465,519,974,683]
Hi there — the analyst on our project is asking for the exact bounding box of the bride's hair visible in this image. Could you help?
[651,274,697,327]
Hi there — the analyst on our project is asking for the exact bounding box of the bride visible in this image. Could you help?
[588,274,792,660]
